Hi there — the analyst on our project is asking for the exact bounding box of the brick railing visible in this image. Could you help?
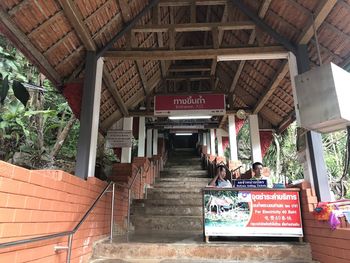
[298,182,350,263]
[0,161,112,263]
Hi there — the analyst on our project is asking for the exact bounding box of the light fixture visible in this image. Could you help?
[236,109,247,120]
[169,116,211,120]
[175,133,193,136]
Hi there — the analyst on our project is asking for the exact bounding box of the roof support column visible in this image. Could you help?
[296,44,332,201]
[207,132,211,154]
[210,129,216,156]
[146,128,153,158]
[249,114,262,163]
[202,132,207,146]
[217,129,224,157]
[153,129,158,156]
[75,52,103,179]
[121,117,133,163]
[138,117,146,157]
[228,115,238,161]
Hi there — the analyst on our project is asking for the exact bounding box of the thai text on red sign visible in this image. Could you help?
[154,94,225,116]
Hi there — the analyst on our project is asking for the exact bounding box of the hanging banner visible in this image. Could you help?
[106,130,133,148]
[203,188,303,237]
[154,94,225,116]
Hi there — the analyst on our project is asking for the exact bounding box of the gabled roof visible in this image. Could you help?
[1,0,349,132]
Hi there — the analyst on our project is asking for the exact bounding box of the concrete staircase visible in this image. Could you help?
[90,149,315,263]
[130,149,207,234]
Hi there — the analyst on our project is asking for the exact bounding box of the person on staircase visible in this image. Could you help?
[208,165,232,188]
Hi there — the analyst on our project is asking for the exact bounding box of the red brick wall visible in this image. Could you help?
[0,161,112,263]
[299,184,350,263]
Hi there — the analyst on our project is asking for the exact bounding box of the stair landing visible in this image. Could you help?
[90,233,314,263]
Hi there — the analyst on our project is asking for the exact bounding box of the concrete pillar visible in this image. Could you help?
[228,115,238,160]
[121,117,133,163]
[249,114,262,163]
[207,132,211,154]
[138,117,146,157]
[203,132,207,146]
[153,129,158,155]
[217,129,224,157]
[210,129,216,156]
[146,129,153,158]
[75,52,103,179]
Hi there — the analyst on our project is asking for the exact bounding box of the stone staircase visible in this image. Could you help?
[90,148,316,263]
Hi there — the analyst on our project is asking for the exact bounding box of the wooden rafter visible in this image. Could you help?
[103,70,129,116]
[104,46,288,60]
[276,0,338,131]
[136,61,151,95]
[152,4,167,77]
[298,0,338,44]
[253,61,289,114]
[59,0,128,117]
[0,9,61,85]
[118,0,151,98]
[58,0,95,51]
[228,0,271,96]
[210,3,228,89]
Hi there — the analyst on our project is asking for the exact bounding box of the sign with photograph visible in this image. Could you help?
[106,130,133,148]
[203,189,303,237]
[154,94,225,116]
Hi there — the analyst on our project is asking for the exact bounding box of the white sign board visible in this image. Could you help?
[106,130,133,148]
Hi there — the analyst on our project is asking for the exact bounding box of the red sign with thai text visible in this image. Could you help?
[154,94,226,116]
[204,189,303,237]
[247,191,302,228]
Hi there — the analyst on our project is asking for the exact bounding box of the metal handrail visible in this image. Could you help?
[126,167,142,232]
[0,181,115,263]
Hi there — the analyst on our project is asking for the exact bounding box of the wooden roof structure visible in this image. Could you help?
[1,0,349,133]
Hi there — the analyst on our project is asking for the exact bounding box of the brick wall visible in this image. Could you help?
[0,161,112,263]
[299,183,350,263]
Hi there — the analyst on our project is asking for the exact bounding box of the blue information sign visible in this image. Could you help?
[234,179,267,188]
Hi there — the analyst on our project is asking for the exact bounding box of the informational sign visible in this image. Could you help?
[154,94,225,116]
[203,189,303,237]
[106,130,133,148]
[234,179,267,188]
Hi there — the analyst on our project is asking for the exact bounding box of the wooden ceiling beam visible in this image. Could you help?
[169,65,211,72]
[159,0,227,7]
[136,61,151,96]
[166,75,211,81]
[105,46,288,60]
[228,0,271,97]
[211,2,228,89]
[152,4,167,77]
[298,0,337,44]
[59,0,96,51]
[103,70,129,116]
[0,9,61,85]
[253,61,289,114]
[132,21,255,33]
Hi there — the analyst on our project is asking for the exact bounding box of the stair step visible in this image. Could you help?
[92,241,313,262]
[156,178,210,182]
[133,198,202,206]
[147,192,202,200]
[148,187,202,194]
[131,215,203,232]
[132,205,202,216]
